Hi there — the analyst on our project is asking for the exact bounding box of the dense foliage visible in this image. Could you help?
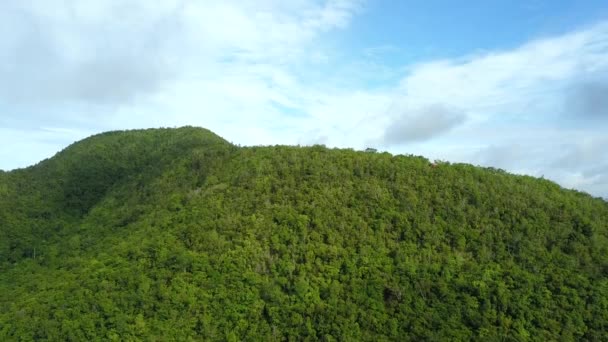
[1,127,607,341]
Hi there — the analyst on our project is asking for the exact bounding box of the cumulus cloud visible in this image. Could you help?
[0,1,178,106]
[0,0,362,108]
[372,21,608,198]
[393,22,608,121]
[0,0,365,169]
[383,104,466,144]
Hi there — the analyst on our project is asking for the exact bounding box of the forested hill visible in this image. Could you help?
[1,127,607,341]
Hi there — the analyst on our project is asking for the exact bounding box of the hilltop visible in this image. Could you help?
[1,127,607,341]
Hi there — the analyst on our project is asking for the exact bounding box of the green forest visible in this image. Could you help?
[1,127,607,341]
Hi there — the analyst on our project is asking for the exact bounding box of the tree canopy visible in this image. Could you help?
[1,127,607,341]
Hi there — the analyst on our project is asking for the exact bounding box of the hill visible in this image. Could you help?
[1,127,607,341]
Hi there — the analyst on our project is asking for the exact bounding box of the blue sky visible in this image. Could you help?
[344,1,608,61]
[1,0,608,198]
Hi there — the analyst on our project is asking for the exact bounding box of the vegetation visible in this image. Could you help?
[1,127,607,341]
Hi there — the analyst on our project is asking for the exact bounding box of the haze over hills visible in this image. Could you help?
[1,127,607,341]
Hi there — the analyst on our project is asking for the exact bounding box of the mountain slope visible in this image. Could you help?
[1,127,607,341]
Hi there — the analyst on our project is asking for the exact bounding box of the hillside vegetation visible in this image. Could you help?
[1,127,607,341]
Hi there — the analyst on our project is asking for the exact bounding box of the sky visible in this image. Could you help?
[1,0,608,198]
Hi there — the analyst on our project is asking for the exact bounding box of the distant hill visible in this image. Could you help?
[1,127,607,341]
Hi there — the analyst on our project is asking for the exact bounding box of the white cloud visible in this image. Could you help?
[369,21,608,198]
[0,0,362,107]
[394,22,608,120]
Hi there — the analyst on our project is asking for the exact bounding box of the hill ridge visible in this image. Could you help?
[1,126,607,340]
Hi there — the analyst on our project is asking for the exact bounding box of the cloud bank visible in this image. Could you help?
[0,1,607,198]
